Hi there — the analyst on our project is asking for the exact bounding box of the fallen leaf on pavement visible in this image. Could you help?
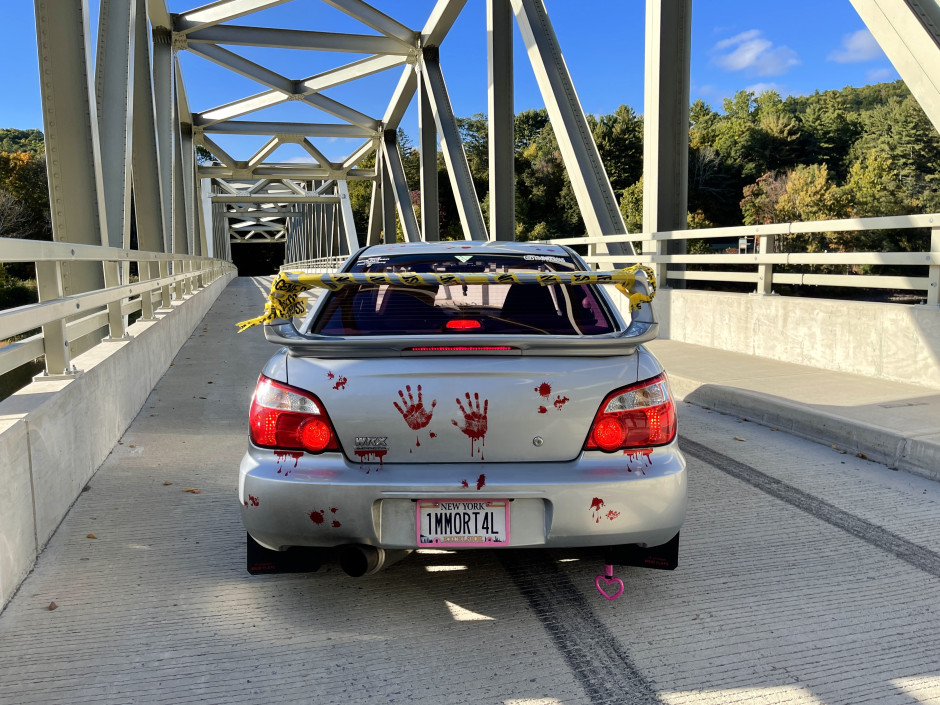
[163,481,173,486]
[86,533,97,539]
[48,601,58,611]
[183,488,202,494]
[734,437,746,442]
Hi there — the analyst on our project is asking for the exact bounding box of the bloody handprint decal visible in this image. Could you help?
[452,392,488,458]
[393,384,437,430]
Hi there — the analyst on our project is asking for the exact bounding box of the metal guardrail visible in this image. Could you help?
[553,213,940,305]
[283,215,940,306]
[0,237,236,380]
[279,256,348,273]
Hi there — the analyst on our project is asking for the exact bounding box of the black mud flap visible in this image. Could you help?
[606,532,679,571]
[247,533,324,575]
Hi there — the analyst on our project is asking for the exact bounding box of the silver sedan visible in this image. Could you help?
[239,241,686,578]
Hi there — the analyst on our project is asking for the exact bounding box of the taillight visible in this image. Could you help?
[445,319,483,330]
[584,374,676,452]
[249,375,339,453]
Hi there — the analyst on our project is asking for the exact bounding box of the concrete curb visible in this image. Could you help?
[669,374,940,482]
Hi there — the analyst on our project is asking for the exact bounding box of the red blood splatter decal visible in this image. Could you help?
[590,497,605,523]
[624,449,652,474]
[326,371,335,380]
[534,382,552,398]
[354,449,387,465]
[476,474,486,490]
[606,510,620,521]
[332,520,341,528]
[553,395,569,410]
[246,495,260,507]
[393,384,437,430]
[624,449,654,465]
[538,406,548,414]
[461,479,469,488]
[429,432,437,438]
[452,392,488,458]
[330,507,338,513]
[332,375,348,390]
[309,510,325,525]
[274,451,302,468]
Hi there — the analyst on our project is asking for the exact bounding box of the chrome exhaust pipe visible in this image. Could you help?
[338,545,412,577]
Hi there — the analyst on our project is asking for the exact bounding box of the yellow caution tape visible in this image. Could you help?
[237,265,656,332]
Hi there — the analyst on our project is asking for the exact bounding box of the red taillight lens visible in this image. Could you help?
[249,375,339,453]
[584,374,677,452]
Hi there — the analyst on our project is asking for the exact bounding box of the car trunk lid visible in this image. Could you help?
[286,353,641,464]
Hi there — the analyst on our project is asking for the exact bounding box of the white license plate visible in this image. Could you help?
[416,499,509,547]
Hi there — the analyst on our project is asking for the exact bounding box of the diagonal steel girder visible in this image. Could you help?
[419,47,488,241]
[511,0,631,251]
[850,0,940,135]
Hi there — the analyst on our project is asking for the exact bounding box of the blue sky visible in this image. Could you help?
[1,0,899,162]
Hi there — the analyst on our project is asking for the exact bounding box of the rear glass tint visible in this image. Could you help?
[310,252,616,336]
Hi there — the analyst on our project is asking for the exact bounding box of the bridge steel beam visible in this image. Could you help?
[419,47,488,241]
[152,27,177,256]
[366,180,383,246]
[95,0,135,254]
[487,0,514,241]
[380,153,397,244]
[851,0,940,135]
[131,0,168,257]
[381,131,421,242]
[511,0,632,256]
[643,0,691,286]
[336,180,361,254]
[33,0,109,296]
[418,66,439,242]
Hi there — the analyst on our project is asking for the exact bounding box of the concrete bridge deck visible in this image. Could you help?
[1,277,939,704]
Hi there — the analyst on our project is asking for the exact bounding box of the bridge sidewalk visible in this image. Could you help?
[647,339,940,481]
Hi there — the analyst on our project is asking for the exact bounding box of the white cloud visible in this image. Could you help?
[745,82,786,96]
[828,29,883,63]
[867,67,897,82]
[711,30,800,76]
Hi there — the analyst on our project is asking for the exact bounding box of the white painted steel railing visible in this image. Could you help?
[553,213,940,305]
[0,237,236,379]
[279,256,348,273]
[279,214,940,305]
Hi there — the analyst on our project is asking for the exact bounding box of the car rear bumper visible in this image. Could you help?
[239,442,686,551]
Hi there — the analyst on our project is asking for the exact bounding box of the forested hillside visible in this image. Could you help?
[0,128,50,242]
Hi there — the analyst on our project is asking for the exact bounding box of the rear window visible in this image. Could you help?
[310,252,616,336]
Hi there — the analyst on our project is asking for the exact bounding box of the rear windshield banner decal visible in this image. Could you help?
[237,266,656,332]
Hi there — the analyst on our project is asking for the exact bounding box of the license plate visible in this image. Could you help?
[416,499,509,547]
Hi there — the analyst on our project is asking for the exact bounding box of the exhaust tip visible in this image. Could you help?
[339,545,382,577]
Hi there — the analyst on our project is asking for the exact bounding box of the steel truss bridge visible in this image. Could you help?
[21,0,940,271]
[3,0,940,614]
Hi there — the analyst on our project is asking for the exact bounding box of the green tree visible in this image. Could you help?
[0,151,50,240]
[740,172,788,225]
[618,177,643,233]
[589,105,643,196]
[0,129,45,156]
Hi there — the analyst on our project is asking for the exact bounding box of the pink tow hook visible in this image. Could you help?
[595,564,624,601]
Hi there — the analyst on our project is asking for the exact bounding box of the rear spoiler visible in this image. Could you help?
[238,266,658,355]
